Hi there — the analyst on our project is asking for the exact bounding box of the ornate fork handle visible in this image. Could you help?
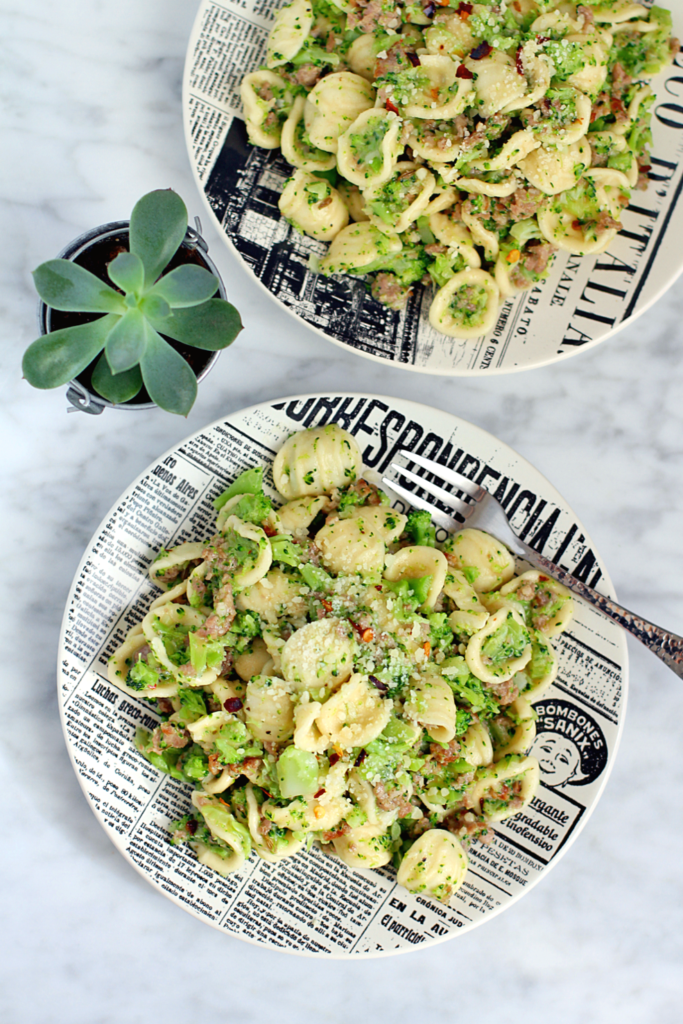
[518,541,683,678]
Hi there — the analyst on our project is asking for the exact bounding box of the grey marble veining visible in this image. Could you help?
[1,1,683,1021]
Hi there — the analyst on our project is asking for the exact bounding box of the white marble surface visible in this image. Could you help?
[2,0,683,1020]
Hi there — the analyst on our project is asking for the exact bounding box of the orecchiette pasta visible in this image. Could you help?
[240,70,292,149]
[403,55,473,119]
[363,164,436,235]
[111,426,581,904]
[236,567,308,624]
[279,170,349,241]
[304,72,374,154]
[273,422,362,498]
[336,108,404,188]
[429,268,500,339]
[245,675,295,744]
[266,0,313,68]
[468,755,540,823]
[245,784,305,863]
[396,830,468,903]
[404,673,456,744]
[318,222,403,276]
[277,494,330,533]
[489,696,537,760]
[281,617,356,692]
[281,95,336,172]
[384,545,447,610]
[497,569,574,637]
[443,527,516,593]
[315,674,392,749]
[466,607,532,684]
[333,821,394,869]
[517,139,592,196]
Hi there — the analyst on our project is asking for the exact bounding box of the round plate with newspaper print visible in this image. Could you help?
[58,394,627,956]
[182,0,683,375]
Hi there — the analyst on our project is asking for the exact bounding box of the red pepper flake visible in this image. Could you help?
[469,41,492,60]
[224,697,243,712]
[329,751,340,766]
[456,64,474,79]
[423,641,431,658]
[262,523,277,537]
[430,86,440,101]
[536,34,549,45]
[322,599,333,613]
[538,576,549,582]
[350,620,372,640]
[354,749,367,767]
[385,97,399,115]
[515,45,525,77]
[572,219,582,231]
[407,51,421,67]
[375,584,383,591]
[457,1,472,16]
[314,787,326,799]
[187,819,198,834]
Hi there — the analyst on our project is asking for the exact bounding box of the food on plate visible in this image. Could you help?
[109,424,574,904]
[239,1,677,336]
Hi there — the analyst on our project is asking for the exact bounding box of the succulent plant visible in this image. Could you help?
[23,189,243,415]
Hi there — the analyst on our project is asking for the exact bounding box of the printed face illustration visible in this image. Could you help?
[533,734,581,787]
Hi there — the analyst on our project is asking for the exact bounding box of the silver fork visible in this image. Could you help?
[383,449,683,678]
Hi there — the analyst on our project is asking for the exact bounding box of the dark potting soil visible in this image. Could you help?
[48,232,215,406]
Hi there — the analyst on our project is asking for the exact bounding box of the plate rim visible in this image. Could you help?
[57,391,630,955]
[181,0,683,377]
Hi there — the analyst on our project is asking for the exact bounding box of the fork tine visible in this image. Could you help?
[399,450,484,499]
[390,463,473,515]
[382,477,462,530]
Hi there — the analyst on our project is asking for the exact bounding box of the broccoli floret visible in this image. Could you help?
[176,687,208,725]
[405,508,436,547]
[384,576,433,619]
[127,659,159,691]
[428,612,454,652]
[440,657,501,719]
[270,535,301,566]
[228,491,273,525]
[214,467,264,510]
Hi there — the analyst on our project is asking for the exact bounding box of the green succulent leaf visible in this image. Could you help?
[139,294,171,320]
[91,353,143,404]
[147,298,243,351]
[147,264,219,308]
[108,251,144,295]
[105,308,149,373]
[139,328,198,416]
[33,260,126,314]
[129,190,188,288]
[22,314,119,389]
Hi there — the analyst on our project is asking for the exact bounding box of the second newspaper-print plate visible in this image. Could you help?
[58,394,627,956]
[183,0,683,375]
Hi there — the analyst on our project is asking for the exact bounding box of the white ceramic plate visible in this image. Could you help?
[59,393,627,956]
[182,1,683,376]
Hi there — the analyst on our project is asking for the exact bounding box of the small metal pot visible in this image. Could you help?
[37,217,225,414]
